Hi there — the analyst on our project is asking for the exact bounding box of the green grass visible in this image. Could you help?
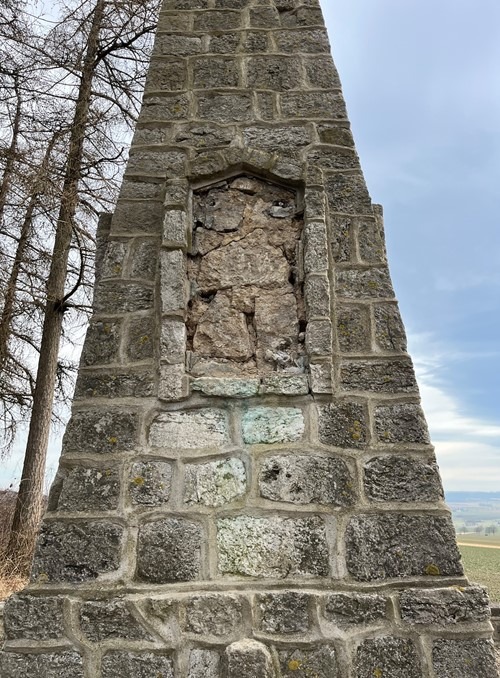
[459,545,500,603]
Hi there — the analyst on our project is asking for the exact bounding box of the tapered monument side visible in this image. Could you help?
[1,1,497,677]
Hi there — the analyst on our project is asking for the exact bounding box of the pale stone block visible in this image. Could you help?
[241,407,304,444]
[160,249,186,314]
[149,409,230,449]
[158,364,189,402]
[184,457,246,507]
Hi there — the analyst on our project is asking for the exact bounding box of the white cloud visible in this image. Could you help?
[410,332,500,491]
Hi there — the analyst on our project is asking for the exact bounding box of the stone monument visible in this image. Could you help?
[1,0,498,676]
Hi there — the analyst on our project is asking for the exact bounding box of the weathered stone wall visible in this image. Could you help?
[1,0,498,676]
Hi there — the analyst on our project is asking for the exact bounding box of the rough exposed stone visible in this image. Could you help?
[281,91,346,119]
[193,56,239,89]
[364,456,443,502]
[145,58,187,91]
[325,171,372,214]
[79,600,152,641]
[193,292,254,360]
[340,358,417,393]
[305,275,330,318]
[275,29,330,54]
[374,303,407,352]
[432,639,497,678]
[336,304,371,352]
[356,637,421,678]
[305,56,340,89]
[194,9,240,31]
[192,377,260,397]
[101,241,126,278]
[64,408,139,455]
[217,516,329,578]
[188,649,221,678]
[304,222,328,273]
[259,374,309,395]
[399,586,491,626]
[242,407,304,444]
[155,34,202,56]
[318,401,368,448]
[136,518,202,583]
[358,217,387,263]
[111,202,163,235]
[3,595,65,640]
[257,592,311,634]
[184,457,246,507]
[345,514,463,581]
[374,403,430,444]
[279,646,337,678]
[184,594,243,636]
[158,363,189,401]
[126,146,187,174]
[0,651,84,678]
[129,461,172,505]
[243,124,310,148]
[32,521,123,583]
[259,454,354,506]
[130,239,159,280]
[149,409,229,449]
[102,652,174,678]
[226,640,275,678]
[56,466,120,511]
[335,267,394,299]
[306,319,332,355]
[197,92,253,122]
[247,57,302,92]
[323,593,387,627]
[163,209,187,247]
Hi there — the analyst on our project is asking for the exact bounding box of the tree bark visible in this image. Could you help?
[7,0,105,569]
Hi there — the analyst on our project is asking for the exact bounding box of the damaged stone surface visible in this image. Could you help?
[187,177,305,378]
[278,646,337,678]
[323,593,387,627]
[226,640,275,678]
[184,457,247,507]
[356,637,421,678]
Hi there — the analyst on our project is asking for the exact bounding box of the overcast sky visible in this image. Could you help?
[1,0,499,494]
[323,0,500,491]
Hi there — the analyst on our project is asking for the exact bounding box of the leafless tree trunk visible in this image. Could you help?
[7,0,105,567]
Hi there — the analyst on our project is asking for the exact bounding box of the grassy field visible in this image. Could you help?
[457,532,500,547]
[459,545,500,603]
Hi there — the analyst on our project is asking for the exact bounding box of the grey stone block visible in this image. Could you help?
[184,457,247,507]
[193,56,239,89]
[137,97,191,125]
[75,370,155,400]
[197,92,253,122]
[174,123,235,148]
[160,318,186,364]
[208,32,241,54]
[149,409,229,449]
[317,123,354,147]
[374,303,407,352]
[335,267,394,299]
[217,516,329,578]
[0,651,84,678]
[79,600,152,641]
[364,456,443,502]
[3,595,65,640]
[111,202,163,236]
[32,521,123,583]
[119,180,164,201]
[160,249,186,314]
[356,637,421,678]
[399,585,491,626]
[184,594,244,636]
[136,518,202,583]
[306,319,332,356]
[101,241,126,278]
[247,57,302,92]
[130,239,159,280]
[188,649,221,678]
[323,593,387,627]
[155,34,202,56]
[318,401,368,448]
[374,403,430,444]
[158,363,189,401]
[81,320,121,367]
[194,9,241,31]
[336,305,371,352]
[126,315,155,362]
[304,222,328,273]
[242,407,304,444]
[64,408,139,455]
[145,58,188,91]
[279,646,337,678]
[226,640,275,678]
[276,29,330,54]
[257,591,311,634]
[259,374,309,396]
[325,171,372,214]
[243,125,310,148]
[192,377,260,398]
[94,281,153,313]
[340,358,417,393]
[345,514,463,581]
[129,461,172,505]
[305,56,340,89]
[307,146,360,172]
[102,652,174,678]
[310,363,333,394]
[56,466,120,511]
[305,275,330,318]
[259,454,355,506]
[432,639,497,678]
[358,218,387,263]
[280,91,346,119]
[163,209,188,247]
[249,6,280,28]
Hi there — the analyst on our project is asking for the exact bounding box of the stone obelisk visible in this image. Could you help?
[1,1,498,676]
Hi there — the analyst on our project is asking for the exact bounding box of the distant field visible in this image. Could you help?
[459,545,500,603]
[457,533,500,547]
